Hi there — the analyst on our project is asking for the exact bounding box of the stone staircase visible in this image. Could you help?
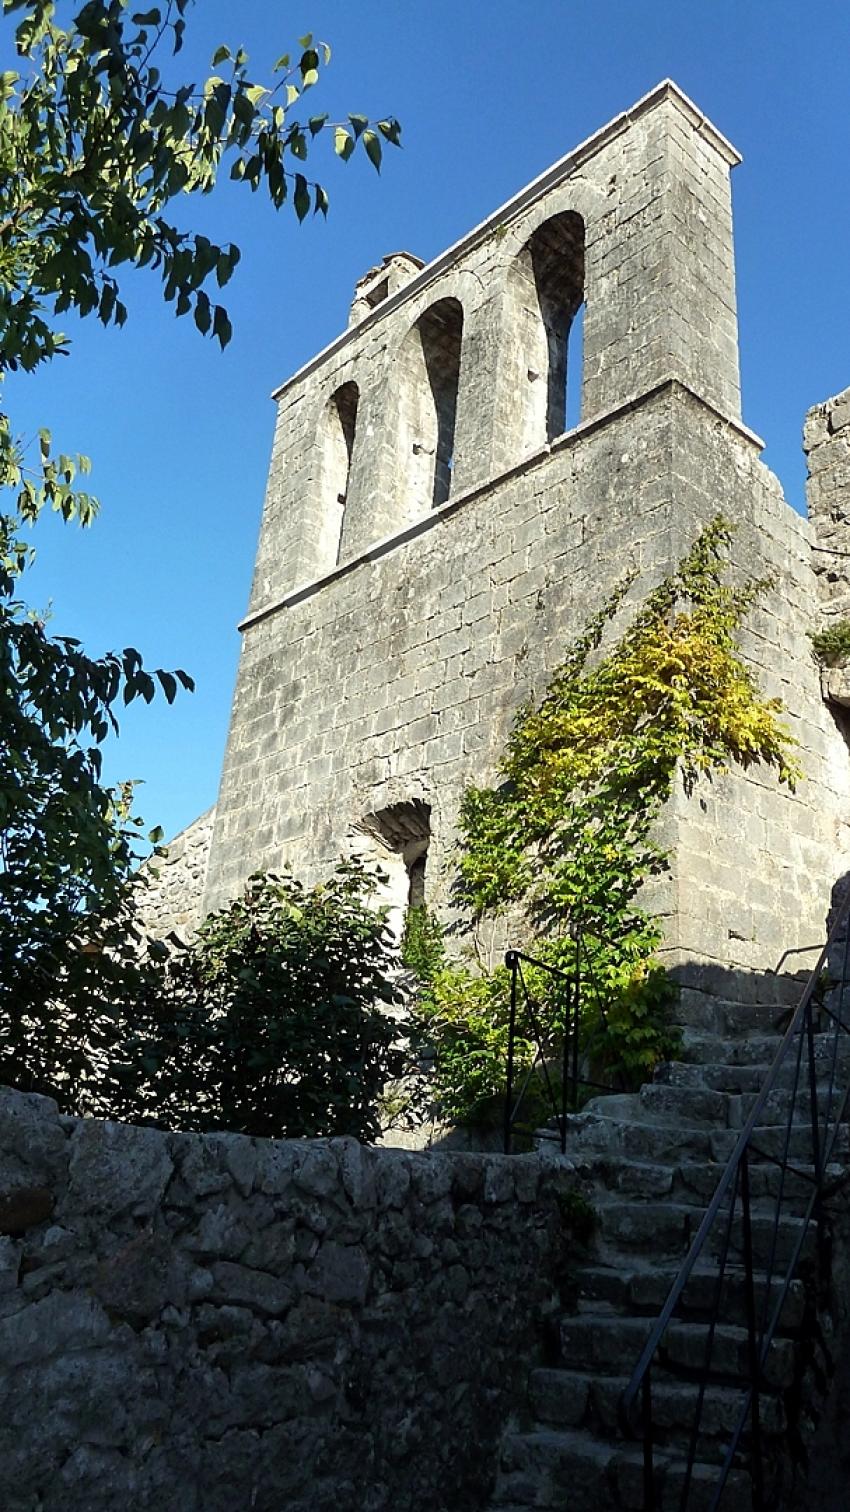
[487,984,850,1512]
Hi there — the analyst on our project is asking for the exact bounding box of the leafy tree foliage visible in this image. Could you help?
[147,862,404,1141]
[415,519,801,1127]
[0,0,399,379]
[0,861,404,1141]
[0,1,399,1008]
[0,495,193,1016]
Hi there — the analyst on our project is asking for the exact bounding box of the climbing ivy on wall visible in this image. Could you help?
[415,516,802,1127]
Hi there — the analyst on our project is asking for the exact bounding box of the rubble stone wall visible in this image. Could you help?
[0,1086,574,1512]
[134,806,215,941]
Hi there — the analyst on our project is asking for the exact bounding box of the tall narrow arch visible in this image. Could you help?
[508,211,585,454]
[398,297,464,516]
[319,380,359,568]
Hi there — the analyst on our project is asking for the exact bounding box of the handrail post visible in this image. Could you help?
[740,1149,765,1512]
[641,1366,655,1511]
[572,929,581,1115]
[560,975,571,1156]
[804,995,828,1284]
[504,950,518,1155]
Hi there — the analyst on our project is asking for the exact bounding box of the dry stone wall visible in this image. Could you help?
[0,1086,576,1512]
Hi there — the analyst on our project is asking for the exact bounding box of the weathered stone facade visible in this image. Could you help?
[162,78,850,981]
[0,1086,575,1512]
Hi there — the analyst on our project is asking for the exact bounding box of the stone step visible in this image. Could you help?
[552,1106,850,1167]
[582,1078,842,1133]
[576,1151,834,1209]
[549,1111,716,1163]
[711,1121,850,1164]
[584,1084,734,1129]
[491,1426,656,1511]
[734,1084,849,1128]
[675,992,794,1038]
[573,1261,807,1331]
[491,1426,755,1511]
[680,1030,782,1067]
[593,1198,811,1272]
[675,1156,836,1207]
[679,1029,850,1075]
[529,1365,786,1439]
[658,1055,850,1096]
[558,1312,796,1389]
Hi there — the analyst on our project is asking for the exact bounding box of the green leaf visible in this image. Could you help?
[213,306,233,349]
[377,118,402,147]
[211,44,231,66]
[348,113,368,139]
[308,113,328,137]
[334,126,354,162]
[156,669,177,703]
[193,292,211,335]
[362,129,382,173]
[293,174,310,223]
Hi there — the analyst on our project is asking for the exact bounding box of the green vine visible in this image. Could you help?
[414,517,801,1128]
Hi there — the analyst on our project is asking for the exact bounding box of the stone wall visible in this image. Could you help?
[804,386,850,625]
[0,1086,576,1512]
[134,806,215,941]
[206,371,850,976]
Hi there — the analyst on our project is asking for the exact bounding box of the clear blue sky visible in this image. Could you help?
[7,0,850,844]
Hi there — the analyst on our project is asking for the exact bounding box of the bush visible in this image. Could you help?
[0,860,406,1143]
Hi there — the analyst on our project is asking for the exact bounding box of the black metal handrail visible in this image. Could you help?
[619,886,850,1511]
[503,934,622,1154]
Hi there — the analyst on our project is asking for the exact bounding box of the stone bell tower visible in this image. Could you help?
[192,81,849,979]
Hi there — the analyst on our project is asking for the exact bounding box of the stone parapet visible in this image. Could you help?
[0,1086,577,1512]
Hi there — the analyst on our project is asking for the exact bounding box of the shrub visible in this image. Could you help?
[809,621,850,668]
[1,860,406,1144]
